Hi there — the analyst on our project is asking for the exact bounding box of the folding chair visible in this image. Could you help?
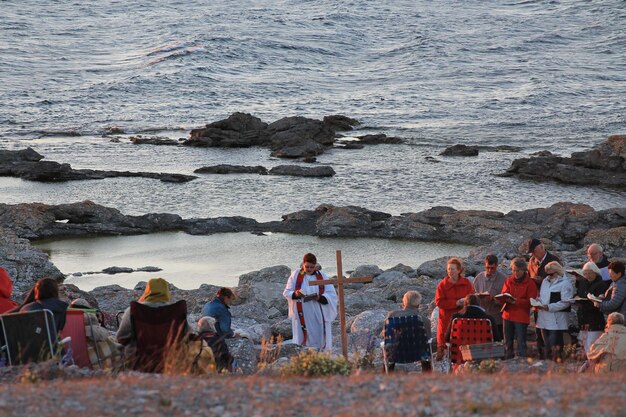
[0,309,71,366]
[448,318,494,365]
[60,309,102,369]
[382,315,431,373]
[129,300,188,373]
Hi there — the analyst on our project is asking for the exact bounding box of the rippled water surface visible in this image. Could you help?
[2,1,625,288]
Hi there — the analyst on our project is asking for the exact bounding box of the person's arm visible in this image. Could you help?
[282,271,299,299]
[599,281,626,313]
[435,283,459,310]
[517,282,537,310]
[215,305,234,338]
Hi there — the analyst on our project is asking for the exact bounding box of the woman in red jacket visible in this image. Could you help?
[435,258,474,359]
[500,257,538,359]
[0,268,18,314]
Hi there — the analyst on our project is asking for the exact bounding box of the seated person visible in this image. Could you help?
[202,287,238,339]
[198,316,234,373]
[384,290,432,372]
[587,312,626,373]
[116,277,175,358]
[19,278,68,333]
[0,267,18,314]
[70,298,122,370]
[444,294,501,342]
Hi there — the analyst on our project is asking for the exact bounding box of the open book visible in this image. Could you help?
[475,291,491,297]
[494,292,515,301]
[565,296,591,302]
[587,293,605,303]
[530,298,545,307]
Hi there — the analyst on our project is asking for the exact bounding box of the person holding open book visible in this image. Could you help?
[595,261,626,318]
[570,262,611,357]
[499,257,538,359]
[473,254,507,339]
[534,261,575,362]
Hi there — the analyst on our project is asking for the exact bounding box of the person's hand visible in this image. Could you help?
[294,289,304,298]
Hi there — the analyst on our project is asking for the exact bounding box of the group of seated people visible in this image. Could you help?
[0,269,237,373]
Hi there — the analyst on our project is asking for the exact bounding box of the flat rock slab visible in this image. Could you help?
[194,165,268,175]
[269,165,336,177]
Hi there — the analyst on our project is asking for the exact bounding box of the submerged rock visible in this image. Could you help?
[268,165,336,177]
[129,135,179,146]
[440,144,479,156]
[323,115,360,131]
[194,165,268,175]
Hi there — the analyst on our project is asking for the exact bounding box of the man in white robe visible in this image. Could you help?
[283,253,338,351]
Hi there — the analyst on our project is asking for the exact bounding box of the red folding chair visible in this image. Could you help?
[448,318,494,365]
[60,309,103,369]
[129,300,187,373]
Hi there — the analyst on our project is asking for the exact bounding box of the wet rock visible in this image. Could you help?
[502,136,626,188]
[185,112,269,148]
[337,143,365,150]
[129,136,179,146]
[102,266,134,274]
[424,156,441,163]
[0,148,196,183]
[267,116,335,158]
[194,165,268,175]
[440,144,479,156]
[104,126,125,135]
[356,134,403,144]
[136,266,162,273]
[323,115,360,131]
[268,165,335,177]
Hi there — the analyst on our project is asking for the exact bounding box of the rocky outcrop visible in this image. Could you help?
[501,135,626,188]
[185,112,269,148]
[323,115,360,131]
[0,148,196,183]
[440,144,479,156]
[267,116,335,158]
[194,165,268,175]
[268,165,336,177]
[356,134,403,145]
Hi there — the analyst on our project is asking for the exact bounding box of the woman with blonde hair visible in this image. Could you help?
[534,261,575,361]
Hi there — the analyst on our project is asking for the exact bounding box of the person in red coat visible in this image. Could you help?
[435,258,475,359]
[0,267,18,314]
[499,257,538,359]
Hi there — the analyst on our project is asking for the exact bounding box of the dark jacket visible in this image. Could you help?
[528,251,561,289]
[199,331,233,372]
[201,297,233,338]
[599,277,626,317]
[20,298,69,333]
[444,305,501,342]
[577,277,611,331]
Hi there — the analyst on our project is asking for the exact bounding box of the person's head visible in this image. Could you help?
[69,298,93,309]
[484,254,499,276]
[34,278,59,301]
[587,243,604,263]
[528,238,546,259]
[607,312,625,328]
[302,253,318,274]
[402,290,422,310]
[608,261,625,282]
[582,261,602,282]
[198,316,217,333]
[463,294,480,307]
[544,261,564,280]
[217,287,236,305]
[138,278,171,303]
[447,258,464,279]
[510,257,527,280]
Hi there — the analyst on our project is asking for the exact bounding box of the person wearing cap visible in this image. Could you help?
[0,267,18,314]
[595,261,626,317]
[527,238,561,359]
[587,243,611,281]
[534,261,575,362]
[283,253,338,351]
[116,277,174,353]
[570,262,611,357]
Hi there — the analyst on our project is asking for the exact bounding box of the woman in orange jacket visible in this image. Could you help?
[500,257,538,358]
[435,258,475,358]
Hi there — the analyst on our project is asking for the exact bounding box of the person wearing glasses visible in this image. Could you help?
[533,261,575,362]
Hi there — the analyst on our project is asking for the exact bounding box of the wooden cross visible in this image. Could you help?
[309,250,373,359]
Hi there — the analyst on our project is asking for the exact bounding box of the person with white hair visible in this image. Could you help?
[587,312,626,373]
[587,243,611,281]
[570,262,611,356]
[198,316,234,372]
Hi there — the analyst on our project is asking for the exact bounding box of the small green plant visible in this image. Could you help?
[280,350,352,377]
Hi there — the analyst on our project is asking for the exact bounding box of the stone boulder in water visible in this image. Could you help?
[185,112,269,148]
[268,165,335,177]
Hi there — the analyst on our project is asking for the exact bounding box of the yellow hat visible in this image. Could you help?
[139,278,171,303]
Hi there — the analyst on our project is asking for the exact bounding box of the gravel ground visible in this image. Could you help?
[0,369,624,417]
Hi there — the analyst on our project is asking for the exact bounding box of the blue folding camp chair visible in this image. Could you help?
[382,315,432,373]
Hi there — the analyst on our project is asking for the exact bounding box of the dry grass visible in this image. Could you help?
[0,371,624,417]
